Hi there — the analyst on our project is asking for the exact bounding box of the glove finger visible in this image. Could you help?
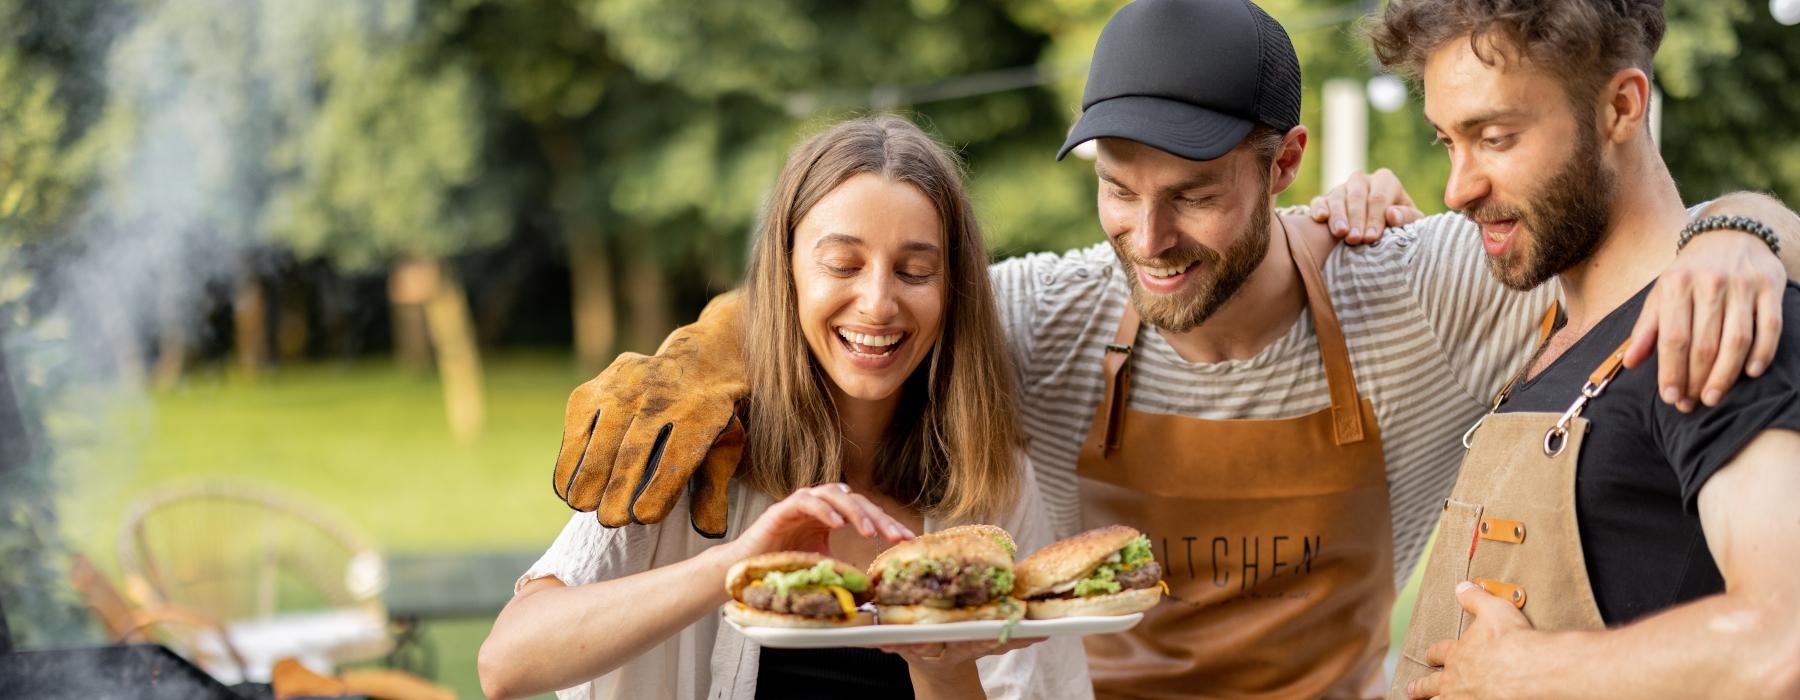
[599,415,673,527]
[565,403,634,514]
[553,378,614,504]
[552,404,598,505]
[617,398,737,526]
[686,414,745,539]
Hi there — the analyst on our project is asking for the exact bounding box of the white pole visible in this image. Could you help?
[1650,84,1663,151]
[1322,79,1368,194]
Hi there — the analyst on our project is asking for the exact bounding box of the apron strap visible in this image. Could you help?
[1096,305,1141,456]
[1489,302,1565,406]
[1585,340,1633,390]
[1537,301,1561,345]
[1283,218,1368,446]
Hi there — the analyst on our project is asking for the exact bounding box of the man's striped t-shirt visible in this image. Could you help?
[988,212,1556,587]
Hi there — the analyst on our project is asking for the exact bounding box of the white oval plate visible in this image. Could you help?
[724,610,1143,649]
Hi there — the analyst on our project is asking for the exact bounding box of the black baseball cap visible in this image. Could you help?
[1057,0,1302,162]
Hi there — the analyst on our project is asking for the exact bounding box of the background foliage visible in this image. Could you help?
[1,0,1794,692]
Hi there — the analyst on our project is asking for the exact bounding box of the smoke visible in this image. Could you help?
[0,0,417,648]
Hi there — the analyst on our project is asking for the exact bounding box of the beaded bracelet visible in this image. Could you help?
[1677,214,1781,255]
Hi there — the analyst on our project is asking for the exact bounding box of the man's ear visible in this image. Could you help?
[1270,125,1307,196]
[1602,67,1652,145]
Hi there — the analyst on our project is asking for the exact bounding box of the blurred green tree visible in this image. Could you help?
[444,0,625,371]
[1659,0,1800,208]
[581,0,1098,272]
[0,0,115,648]
[260,3,505,439]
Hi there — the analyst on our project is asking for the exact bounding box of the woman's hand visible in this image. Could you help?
[879,638,1047,699]
[879,638,1045,666]
[727,483,916,559]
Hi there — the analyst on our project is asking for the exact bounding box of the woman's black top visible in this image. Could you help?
[754,645,914,699]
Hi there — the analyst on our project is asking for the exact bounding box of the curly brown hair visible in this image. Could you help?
[1365,0,1666,112]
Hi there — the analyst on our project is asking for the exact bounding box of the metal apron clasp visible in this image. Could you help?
[1543,376,1614,457]
[1462,391,1509,450]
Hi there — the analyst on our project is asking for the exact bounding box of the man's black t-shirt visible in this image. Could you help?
[1496,282,1800,625]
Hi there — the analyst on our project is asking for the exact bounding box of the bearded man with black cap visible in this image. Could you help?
[545,0,1800,697]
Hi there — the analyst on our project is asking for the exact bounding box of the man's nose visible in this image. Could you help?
[1133,201,1179,260]
[1443,151,1489,213]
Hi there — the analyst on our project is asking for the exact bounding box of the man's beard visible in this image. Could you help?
[1467,127,1616,291]
[1113,200,1270,332]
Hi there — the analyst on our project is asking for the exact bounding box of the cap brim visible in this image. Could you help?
[1057,95,1254,162]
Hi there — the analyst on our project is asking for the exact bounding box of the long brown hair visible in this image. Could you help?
[741,115,1021,523]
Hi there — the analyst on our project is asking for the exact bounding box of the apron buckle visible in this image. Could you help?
[1461,415,1485,450]
[1543,424,1570,457]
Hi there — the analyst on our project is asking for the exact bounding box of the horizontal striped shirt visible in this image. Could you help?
[989,212,1556,587]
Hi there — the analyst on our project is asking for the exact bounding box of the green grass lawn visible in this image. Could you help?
[49,351,1426,697]
[55,352,587,699]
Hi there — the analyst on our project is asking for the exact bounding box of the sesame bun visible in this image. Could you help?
[1013,525,1144,598]
[920,524,1017,558]
[725,551,868,603]
[723,602,874,628]
[876,599,1014,625]
[1024,586,1162,619]
[869,535,1012,581]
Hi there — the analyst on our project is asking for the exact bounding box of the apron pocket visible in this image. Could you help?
[1398,498,1481,668]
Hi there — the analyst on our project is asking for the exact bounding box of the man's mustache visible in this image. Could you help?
[1460,200,1528,225]
[1117,245,1218,270]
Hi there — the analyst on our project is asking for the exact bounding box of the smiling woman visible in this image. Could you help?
[478,116,1087,700]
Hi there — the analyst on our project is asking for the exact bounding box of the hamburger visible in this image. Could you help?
[1013,525,1164,619]
[723,552,874,628]
[869,535,1019,624]
[918,524,1017,559]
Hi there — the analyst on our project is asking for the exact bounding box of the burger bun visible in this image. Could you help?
[1025,586,1162,619]
[876,599,1014,625]
[1013,525,1144,599]
[723,602,874,628]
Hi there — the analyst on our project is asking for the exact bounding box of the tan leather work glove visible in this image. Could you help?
[553,290,747,537]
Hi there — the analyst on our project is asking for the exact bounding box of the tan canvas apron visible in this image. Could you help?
[1388,304,1615,698]
[1075,221,1393,699]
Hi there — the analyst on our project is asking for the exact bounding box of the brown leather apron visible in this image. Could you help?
[1388,304,1613,698]
[1076,221,1392,699]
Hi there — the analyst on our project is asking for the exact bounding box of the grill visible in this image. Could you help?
[0,643,265,699]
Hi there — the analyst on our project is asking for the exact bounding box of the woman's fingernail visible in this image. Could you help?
[1749,361,1766,376]
[1332,217,1346,232]
[1661,387,1678,404]
[1703,390,1721,406]
[1349,227,1362,240]
[829,513,845,526]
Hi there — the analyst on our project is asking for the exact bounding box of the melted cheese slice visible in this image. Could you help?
[827,585,857,617]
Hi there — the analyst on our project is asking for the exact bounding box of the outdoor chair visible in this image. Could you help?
[116,481,392,684]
